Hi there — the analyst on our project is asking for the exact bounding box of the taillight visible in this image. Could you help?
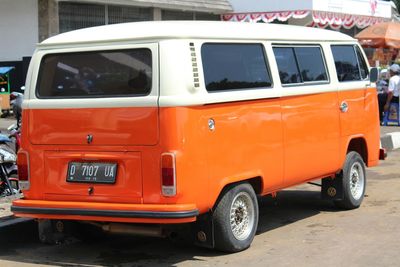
[17,150,30,190]
[161,153,176,197]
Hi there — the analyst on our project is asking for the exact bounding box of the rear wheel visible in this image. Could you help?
[213,183,258,252]
[334,151,366,209]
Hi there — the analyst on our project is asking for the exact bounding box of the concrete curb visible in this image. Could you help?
[381,132,400,151]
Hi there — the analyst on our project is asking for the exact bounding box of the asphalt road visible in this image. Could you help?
[0,148,399,267]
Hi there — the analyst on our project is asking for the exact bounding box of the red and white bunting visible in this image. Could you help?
[222,10,387,29]
[310,11,386,29]
[222,10,310,23]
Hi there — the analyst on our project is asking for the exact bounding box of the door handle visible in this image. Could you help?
[340,101,348,113]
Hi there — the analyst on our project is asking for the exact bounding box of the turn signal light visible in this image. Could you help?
[17,150,30,190]
[161,153,176,197]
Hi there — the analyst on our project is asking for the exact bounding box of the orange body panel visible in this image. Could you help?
[13,87,380,224]
[338,87,380,167]
[43,151,143,203]
[282,92,341,185]
[28,107,159,146]
[200,99,284,199]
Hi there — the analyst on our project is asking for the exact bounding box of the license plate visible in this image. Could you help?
[66,162,117,184]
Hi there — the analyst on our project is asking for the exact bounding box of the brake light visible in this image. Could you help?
[17,150,30,190]
[161,153,176,197]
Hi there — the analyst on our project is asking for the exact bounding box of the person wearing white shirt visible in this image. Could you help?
[378,64,400,123]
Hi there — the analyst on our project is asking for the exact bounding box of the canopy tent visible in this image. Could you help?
[355,22,400,49]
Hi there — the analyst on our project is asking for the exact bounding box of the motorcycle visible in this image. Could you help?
[0,134,18,197]
[0,88,22,196]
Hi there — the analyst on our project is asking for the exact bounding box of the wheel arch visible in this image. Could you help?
[346,137,368,164]
[212,176,263,211]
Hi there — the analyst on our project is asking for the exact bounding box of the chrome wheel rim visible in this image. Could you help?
[230,192,255,241]
[349,162,364,200]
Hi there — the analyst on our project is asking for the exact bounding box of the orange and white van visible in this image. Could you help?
[12,21,381,252]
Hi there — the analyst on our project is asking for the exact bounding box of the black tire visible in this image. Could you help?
[213,183,259,253]
[334,151,366,210]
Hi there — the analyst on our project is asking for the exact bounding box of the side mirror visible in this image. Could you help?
[370,67,378,83]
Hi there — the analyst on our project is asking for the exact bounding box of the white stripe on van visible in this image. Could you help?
[23,83,372,109]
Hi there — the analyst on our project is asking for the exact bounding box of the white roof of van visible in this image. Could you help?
[40,21,355,46]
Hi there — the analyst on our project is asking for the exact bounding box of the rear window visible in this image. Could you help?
[201,43,272,92]
[36,49,152,98]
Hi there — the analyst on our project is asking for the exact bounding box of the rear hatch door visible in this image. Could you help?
[29,44,159,146]
[28,44,159,202]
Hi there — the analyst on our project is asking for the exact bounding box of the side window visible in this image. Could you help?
[201,43,272,92]
[273,47,301,84]
[273,46,328,85]
[356,47,369,80]
[331,45,364,82]
[294,47,328,82]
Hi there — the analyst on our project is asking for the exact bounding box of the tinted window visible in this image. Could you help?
[331,45,362,82]
[294,47,328,82]
[273,46,328,85]
[37,49,152,98]
[273,47,301,84]
[356,47,369,80]
[201,44,272,91]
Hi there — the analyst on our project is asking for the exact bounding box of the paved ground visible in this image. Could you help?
[0,117,16,132]
[380,125,399,135]
[0,197,17,219]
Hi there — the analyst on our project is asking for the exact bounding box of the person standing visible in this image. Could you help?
[378,64,400,123]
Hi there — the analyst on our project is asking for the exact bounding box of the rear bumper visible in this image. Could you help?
[11,199,199,224]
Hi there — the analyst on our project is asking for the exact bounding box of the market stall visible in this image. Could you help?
[355,22,400,66]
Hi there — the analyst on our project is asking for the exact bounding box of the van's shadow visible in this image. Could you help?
[0,190,337,267]
[257,189,336,234]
